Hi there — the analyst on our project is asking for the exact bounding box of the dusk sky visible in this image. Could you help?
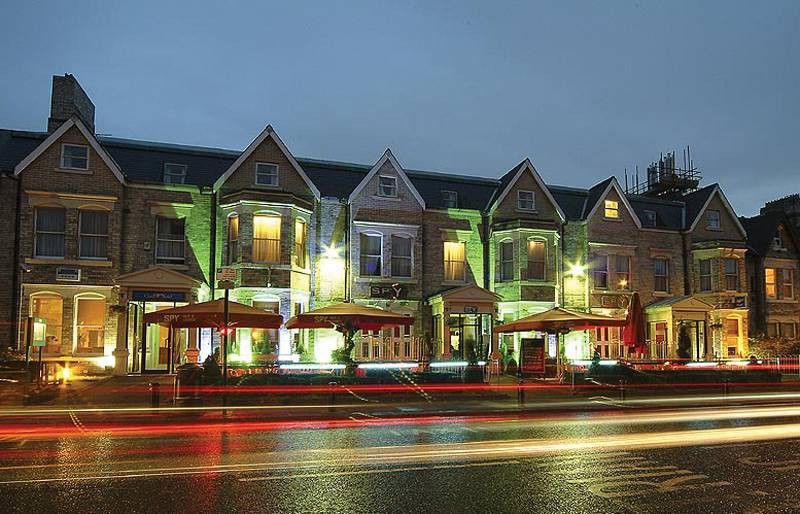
[2,0,798,216]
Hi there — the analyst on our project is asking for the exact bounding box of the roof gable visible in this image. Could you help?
[686,185,746,237]
[347,149,425,208]
[13,117,126,184]
[584,177,642,228]
[487,158,565,221]
[213,125,320,198]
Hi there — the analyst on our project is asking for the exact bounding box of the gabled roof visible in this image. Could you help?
[13,117,126,184]
[684,183,746,237]
[740,212,799,256]
[213,125,320,198]
[347,149,425,208]
[583,177,642,228]
[486,158,565,221]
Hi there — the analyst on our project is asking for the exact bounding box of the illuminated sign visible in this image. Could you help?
[131,291,187,302]
[31,317,47,347]
[369,284,406,299]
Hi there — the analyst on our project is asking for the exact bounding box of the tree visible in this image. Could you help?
[677,323,692,359]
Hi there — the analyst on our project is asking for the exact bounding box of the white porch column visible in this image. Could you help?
[113,309,129,376]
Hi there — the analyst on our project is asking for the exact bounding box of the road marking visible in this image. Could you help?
[238,460,520,482]
[739,456,800,471]
[69,411,87,433]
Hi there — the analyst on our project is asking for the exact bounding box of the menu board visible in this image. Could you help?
[520,337,546,375]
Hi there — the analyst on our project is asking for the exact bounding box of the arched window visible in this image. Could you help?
[360,232,382,277]
[74,293,106,354]
[253,214,281,263]
[527,239,546,281]
[30,292,63,353]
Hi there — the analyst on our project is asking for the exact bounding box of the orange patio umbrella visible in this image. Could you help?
[285,302,413,332]
[142,299,283,329]
[494,306,626,334]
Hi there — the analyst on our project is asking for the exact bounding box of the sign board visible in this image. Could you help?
[520,337,546,375]
[216,267,237,282]
[463,305,479,314]
[369,284,406,299]
[31,317,47,347]
[56,267,81,282]
[131,291,187,302]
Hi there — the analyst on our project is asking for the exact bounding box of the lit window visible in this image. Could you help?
[163,163,187,184]
[155,217,185,264]
[251,301,280,354]
[604,200,619,219]
[616,255,630,289]
[255,163,278,186]
[75,296,106,353]
[31,293,62,353]
[226,214,239,265]
[527,240,546,281]
[443,241,466,282]
[294,218,307,268]
[79,210,109,259]
[765,268,777,298]
[34,207,66,258]
[781,269,794,300]
[654,258,669,293]
[707,210,721,230]
[442,190,458,208]
[517,191,535,211]
[360,233,382,276]
[724,258,739,291]
[378,176,397,197]
[60,144,88,170]
[699,259,712,292]
[499,241,514,281]
[643,210,657,226]
[253,215,281,263]
[391,235,412,277]
[725,318,739,337]
[592,255,608,289]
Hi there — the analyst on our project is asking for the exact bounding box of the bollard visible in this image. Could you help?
[149,382,160,409]
[517,379,525,406]
[618,379,625,404]
[328,381,337,412]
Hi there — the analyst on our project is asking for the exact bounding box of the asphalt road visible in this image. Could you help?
[4,400,800,513]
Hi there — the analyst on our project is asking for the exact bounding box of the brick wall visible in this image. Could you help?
[0,174,19,346]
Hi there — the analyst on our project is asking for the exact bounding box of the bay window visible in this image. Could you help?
[79,210,109,259]
[527,240,546,281]
[253,214,281,263]
[226,214,239,265]
[724,258,739,291]
[499,241,514,281]
[294,218,307,268]
[34,207,66,258]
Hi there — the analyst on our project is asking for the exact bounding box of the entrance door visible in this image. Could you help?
[139,302,188,373]
[687,321,707,361]
[448,314,492,361]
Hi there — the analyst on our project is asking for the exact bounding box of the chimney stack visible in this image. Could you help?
[47,74,95,133]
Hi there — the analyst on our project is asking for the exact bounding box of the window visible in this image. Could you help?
[294,219,307,268]
[255,163,278,186]
[251,300,280,354]
[592,255,608,289]
[615,255,630,289]
[442,190,458,208]
[767,322,778,338]
[654,258,669,293]
[253,215,281,263]
[79,210,109,259]
[707,209,721,230]
[724,258,739,291]
[360,233,382,276]
[75,295,105,353]
[378,176,397,197]
[34,207,66,258]
[443,241,466,282]
[604,200,619,219]
[226,214,239,265]
[517,191,535,211]
[643,210,657,226]
[499,241,514,282]
[527,240,546,281]
[31,293,62,352]
[698,259,713,291]
[155,217,185,264]
[725,318,739,337]
[782,322,796,339]
[765,268,777,298]
[391,235,412,277]
[60,144,88,170]
[773,228,785,250]
[781,269,794,299]
[163,163,187,184]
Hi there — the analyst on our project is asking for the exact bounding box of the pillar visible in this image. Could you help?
[113,308,129,376]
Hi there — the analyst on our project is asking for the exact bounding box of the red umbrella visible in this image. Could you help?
[622,292,647,355]
[142,299,283,329]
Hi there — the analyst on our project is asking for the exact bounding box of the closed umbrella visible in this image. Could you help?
[622,292,647,356]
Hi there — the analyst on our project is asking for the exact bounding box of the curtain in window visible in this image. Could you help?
[444,241,465,281]
[499,241,514,281]
[527,240,546,280]
[79,210,109,259]
[75,297,106,353]
[724,259,739,291]
[360,234,382,276]
[294,219,307,268]
[227,215,239,265]
[35,207,66,257]
[156,217,185,263]
[654,259,669,292]
[391,235,412,277]
[253,215,281,262]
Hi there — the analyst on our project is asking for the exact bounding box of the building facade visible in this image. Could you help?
[0,74,796,376]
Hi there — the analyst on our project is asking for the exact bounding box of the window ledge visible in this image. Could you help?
[156,263,189,271]
[653,292,672,297]
[521,280,557,286]
[515,208,538,214]
[767,299,797,304]
[603,217,623,222]
[26,258,113,268]
[372,195,401,202]
[56,167,92,175]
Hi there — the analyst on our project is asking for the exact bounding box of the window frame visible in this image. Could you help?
[707,209,721,230]
[653,258,670,293]
[442,190,458,208]
[699,259,713,292]
[73,293,106,354]
[723,258,739,292]
[377,175,398,198]
[360,232,383,277]
[60,143,89,171]
[78,209,110,260]
[443,241,466,282]
[154,216,186,265]
[604,200,620,219]
[226,213,239,265]
[527,239,546,281]
[163,163,187,184]
[34,206,67,259]
[765,267,777,299]
[517,190,535,211]
[643,210,657,226]
[30,292,63,353]
[254,162,279,187]
[592,255,609,290]
[615,254,631,290]
[781,268,794,300]
[252,214,282,263]
[294,218,308,268]
[498,240,514,282]
[390,234,413,278]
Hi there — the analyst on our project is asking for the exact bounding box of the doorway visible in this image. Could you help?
[447,313,492,361]
[678,320,707,360]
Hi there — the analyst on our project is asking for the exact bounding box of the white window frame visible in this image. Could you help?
[390,233,413,278]
[60,144,89,171]
[163,163,187,184]
[294,218,308,268]
[442,190,458,208]
[34,206,66,259]
[781,268,794,300]
[517,190,535,211]
[78,209,110,260]
[378,175,398,198]
[765,267,777,299]
[360,232,383,277]
[154,216,186,265]
[255,162,279,187]
[615,254,631,290]
[73,292,106,354]
[707,209,721,230]
[252,213,282,264]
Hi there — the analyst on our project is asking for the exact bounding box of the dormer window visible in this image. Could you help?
[517,190,535,211]
[442,190,458,208]
[60,144,89,170]
[643,210,657,226]
[604,200,619,219]
[707,209,721,230]
[255,163,279,186]
[163,163,187,184]
[773,228,785,250]
[378,176,397,197]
